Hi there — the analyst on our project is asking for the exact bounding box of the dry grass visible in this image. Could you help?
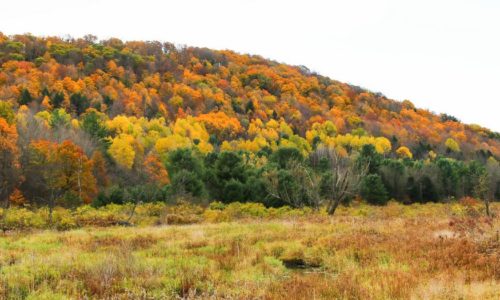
[0,202,498,299]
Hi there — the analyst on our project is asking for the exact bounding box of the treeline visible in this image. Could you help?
[2,104,500,210]
[151,145,500,209]
[0,103,499,216]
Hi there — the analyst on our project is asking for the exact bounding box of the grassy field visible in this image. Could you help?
[0,202,499,299]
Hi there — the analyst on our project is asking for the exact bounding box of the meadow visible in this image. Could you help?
[0,201,499,299]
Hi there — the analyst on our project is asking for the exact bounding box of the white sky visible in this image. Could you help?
[2,0,499,131]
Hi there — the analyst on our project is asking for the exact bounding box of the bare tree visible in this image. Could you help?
[485,159,500,217]
[265,160,321,209]
[477,173,491,217]
[17,108,96,156]
[315,147,367,216]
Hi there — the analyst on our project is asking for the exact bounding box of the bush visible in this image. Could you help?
[0,207,46,230]
[74,205,126,227]
[158,201,204,225]
[203,202,312,222]
[458,196,482,217]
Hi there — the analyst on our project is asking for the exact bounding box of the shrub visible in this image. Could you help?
[159,201,204,225]
[459,196,482,217]
[203,202,312,222]
[0,207,46,230]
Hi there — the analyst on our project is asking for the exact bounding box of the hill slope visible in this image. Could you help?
[1,33,498,158]
[0,33,499,207]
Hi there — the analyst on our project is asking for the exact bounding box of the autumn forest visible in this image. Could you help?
[0,32,499,215]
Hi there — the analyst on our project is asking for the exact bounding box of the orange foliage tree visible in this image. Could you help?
[196,111,243,140]
[0,118,21,208]
[27,140,97,207]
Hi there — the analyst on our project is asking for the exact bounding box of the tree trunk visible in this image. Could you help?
[485,198,491,217]
[418,182,423,202]
[126,198,138,225]
[77,156,83,203]
[49,191,55,227]
[0,194,9,232]
[328,199,341,216]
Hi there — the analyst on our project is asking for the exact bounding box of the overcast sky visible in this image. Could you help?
[2,0,499,131]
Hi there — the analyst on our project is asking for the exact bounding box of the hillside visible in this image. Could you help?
[0,33,499,209]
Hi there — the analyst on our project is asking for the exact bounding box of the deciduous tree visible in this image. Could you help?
[0,118,21,218]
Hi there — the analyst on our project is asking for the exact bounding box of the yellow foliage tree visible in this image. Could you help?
[108,134,136,169]
[396,146,413,159]
[445,138,461,153]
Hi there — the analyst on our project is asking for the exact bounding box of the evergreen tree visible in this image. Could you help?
[361,174,389,205]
